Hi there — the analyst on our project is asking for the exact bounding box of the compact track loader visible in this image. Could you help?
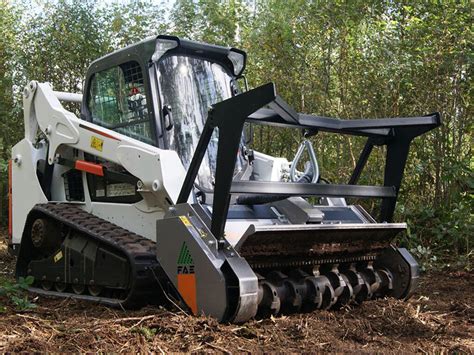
[8,35,441,322]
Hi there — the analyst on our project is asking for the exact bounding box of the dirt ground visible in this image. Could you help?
[1,235,472,353]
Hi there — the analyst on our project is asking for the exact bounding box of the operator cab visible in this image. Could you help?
[82,35,249,195]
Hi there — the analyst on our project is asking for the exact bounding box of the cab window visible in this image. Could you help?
[88,61,154,144]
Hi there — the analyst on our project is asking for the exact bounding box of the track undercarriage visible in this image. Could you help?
[17,204,168,308]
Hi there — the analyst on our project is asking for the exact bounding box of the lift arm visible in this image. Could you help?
[20,81,187,208]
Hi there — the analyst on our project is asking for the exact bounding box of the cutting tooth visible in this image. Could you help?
[255,256,402,318]
[312,265,337,309]
[257,280,281,317]
[340,263,370,305]
[286,269,322,312]
[266,271,303,314]
[320,264,353,309]
[282,278,304,313]
[336,273,354,308]
[374,267,394,297]
[357,261,381,299]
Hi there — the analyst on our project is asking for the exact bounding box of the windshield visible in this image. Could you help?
[157,55,247,191]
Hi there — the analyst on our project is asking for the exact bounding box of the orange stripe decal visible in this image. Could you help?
[177,274,197,314]
[75,160,104,176]
[79,124,120,141]
[8,159,12,241]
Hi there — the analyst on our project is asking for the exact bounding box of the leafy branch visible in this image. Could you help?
[0,276,36,312]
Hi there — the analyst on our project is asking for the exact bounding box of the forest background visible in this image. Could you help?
[0,0,471,268]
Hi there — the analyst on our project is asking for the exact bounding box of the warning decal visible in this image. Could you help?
[178,215,192,227]
[54,250,63,263]
[90,136,104,152]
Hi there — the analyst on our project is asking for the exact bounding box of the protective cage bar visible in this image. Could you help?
[230,181,396,198]
[177,82,441,240]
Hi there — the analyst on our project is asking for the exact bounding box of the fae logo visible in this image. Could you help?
[177,241,195,274]
[176,242,197,314]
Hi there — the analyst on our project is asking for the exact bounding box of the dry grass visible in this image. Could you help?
[1,234,472,353]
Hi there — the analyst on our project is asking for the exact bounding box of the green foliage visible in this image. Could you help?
[409,245,438,272]
[0,0,22,160]
[240,0,472,267]
[18,0,111,96]
[132,326,158,340]
[103,1,167,48]
[401,182,473,270]
[0,276,36,312]
[170,0,250,46]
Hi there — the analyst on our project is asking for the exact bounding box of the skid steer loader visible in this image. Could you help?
[8,35,441,322]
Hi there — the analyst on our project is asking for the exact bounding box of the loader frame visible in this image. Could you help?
[177,82,441,240]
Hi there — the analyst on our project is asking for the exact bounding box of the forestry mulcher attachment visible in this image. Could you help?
[8,36,441,322]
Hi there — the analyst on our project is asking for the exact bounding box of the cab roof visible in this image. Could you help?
[86,35,246,78]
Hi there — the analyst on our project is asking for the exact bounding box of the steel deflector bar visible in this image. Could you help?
[230,181,396,198]
[298,113,441,130]
[177,81,441,233]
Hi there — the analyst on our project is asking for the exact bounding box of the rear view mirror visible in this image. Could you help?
[236,75,249,92]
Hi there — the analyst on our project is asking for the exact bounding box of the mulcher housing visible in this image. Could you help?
[9,35,441,323]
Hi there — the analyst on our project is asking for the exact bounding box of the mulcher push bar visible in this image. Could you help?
[177,82,441,240]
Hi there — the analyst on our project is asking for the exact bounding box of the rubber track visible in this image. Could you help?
[27,203,163,308]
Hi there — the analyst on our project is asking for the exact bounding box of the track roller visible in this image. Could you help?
[72,283,85,295]
[88,285,103,297]
[54,282,67,292]
[41,280,53,291]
